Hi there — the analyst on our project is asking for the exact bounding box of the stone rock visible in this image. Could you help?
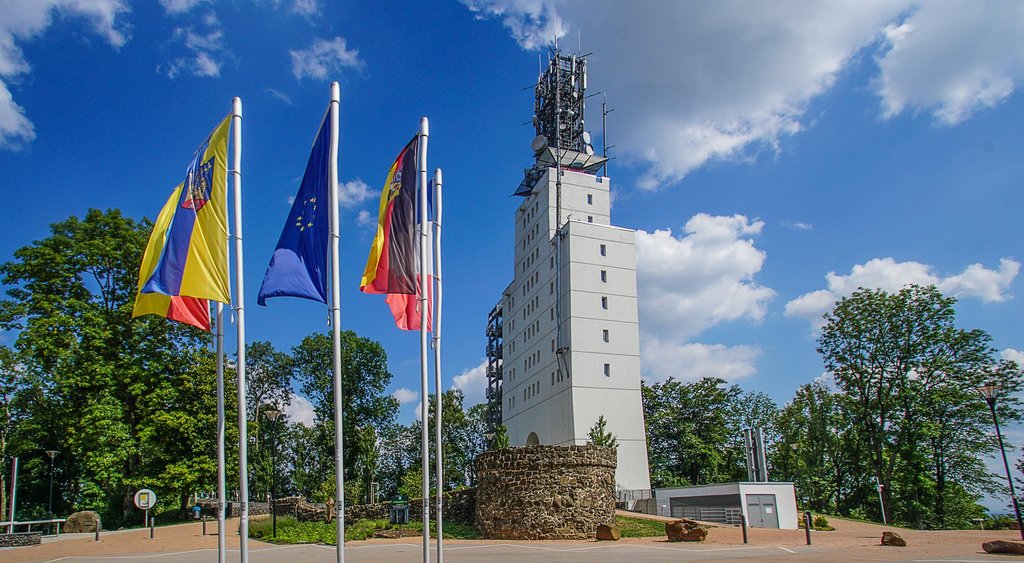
[665,518,707,542]
[596,524,620,541]
[983,540,1024,555]
[881,531,906,547]
[65,510,102,533]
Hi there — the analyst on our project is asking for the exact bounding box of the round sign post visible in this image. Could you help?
[134,489,157,538]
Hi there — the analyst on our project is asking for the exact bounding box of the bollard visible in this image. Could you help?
[804,511,812,545]
[202,514,207,535]
[94,527,100,542]
[150,516,155,539]
[740,513,748,544]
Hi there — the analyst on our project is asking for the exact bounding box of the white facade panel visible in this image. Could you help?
[499,165,651,492]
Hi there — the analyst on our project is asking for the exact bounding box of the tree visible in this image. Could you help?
[818,284,1020,527]
[587,415,619,449]
[291,331,398,500]
[643,377,740,487]
[0,209,217,524]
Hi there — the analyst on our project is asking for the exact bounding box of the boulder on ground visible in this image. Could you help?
[983,540,1024,555]
[65,510,102,533]
[665,518,707,542]
[881,531,906,547]
[596,523,620,541]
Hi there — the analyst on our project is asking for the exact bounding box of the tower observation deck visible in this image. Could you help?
[485,48,651,492]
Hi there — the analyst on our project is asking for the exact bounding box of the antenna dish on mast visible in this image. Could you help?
[581,131,591,145]
[531,135,549,154]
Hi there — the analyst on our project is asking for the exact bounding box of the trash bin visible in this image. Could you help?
[192,505,202,519]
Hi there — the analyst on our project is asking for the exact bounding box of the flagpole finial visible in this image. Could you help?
[434,168,442,184]
[331,81,340,102]
[420,117,429,137]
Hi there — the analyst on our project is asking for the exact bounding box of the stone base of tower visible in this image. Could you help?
[475,445,616,539]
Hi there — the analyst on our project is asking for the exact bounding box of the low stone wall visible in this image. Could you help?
[198,489,476,526]
[475,445,616,539]
[0,532,42,547]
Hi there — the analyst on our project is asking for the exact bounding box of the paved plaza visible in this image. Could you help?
[3,514,1024,562]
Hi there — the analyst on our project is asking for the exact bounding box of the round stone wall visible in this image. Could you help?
[475,444,616,539]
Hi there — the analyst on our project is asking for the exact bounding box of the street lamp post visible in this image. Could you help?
[45,450,57,534]
[264,408,282,538]
[978,383,1024,540]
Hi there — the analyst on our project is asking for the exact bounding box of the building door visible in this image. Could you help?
[745,494,779,528]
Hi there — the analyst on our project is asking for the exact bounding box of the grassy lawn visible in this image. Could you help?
[615,514,667,538]
[249,516,481,544]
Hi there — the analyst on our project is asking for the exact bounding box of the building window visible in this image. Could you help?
[550,256,555,269]
[550,309,554,320]
[602,329,609,342]
[600,244,607,256]
[551,372,555,385]
[551,339,555,352]
[550,282,554,294]
[600,270,607,282]
[604,363,611,377]
[587,216,593,223]
[587,194,593,205]
[601,296,608,309]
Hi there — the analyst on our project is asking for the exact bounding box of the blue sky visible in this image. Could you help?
[2,1,1024,495]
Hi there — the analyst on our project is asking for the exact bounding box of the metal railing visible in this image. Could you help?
[675,506,743,526]
[0,518,67,536]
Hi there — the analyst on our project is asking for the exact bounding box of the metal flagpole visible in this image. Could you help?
[431,167,444,563]
[416,117,430,563]
[328,81,346,563]
[216,303,226,563]
[230,96,251,563]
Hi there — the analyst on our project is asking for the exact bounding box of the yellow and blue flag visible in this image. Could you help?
[133,186,213,330]
[140,115,231,304]
[257,112,331,305]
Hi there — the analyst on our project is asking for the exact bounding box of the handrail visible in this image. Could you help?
[0,518,67,536]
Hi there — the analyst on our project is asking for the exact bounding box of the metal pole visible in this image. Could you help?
[988,399,1024,540]
[740,513,747,544]
[417,117,431,562]
[328,81,346,563]
[215,304,226,563]
[46,450,57,534]
[875,477,887,525]
[803,512,812,545]
[7,457,17,533]
[271,418,277,538]
[231,96,251,563]
[432,167,444,563]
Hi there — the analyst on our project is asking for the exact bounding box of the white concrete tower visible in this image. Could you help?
[486,51,651,491]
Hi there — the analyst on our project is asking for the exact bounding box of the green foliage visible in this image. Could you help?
[0,209,226,525]
[642,377,746,486]
[587,415,619,449]
[492,424,510,450]
[815,285,1020,528]
[615,515,667,537]
[812,515,834,531]
[250,518,481,544]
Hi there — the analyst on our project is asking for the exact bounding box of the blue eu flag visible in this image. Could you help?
[257,114,330,305]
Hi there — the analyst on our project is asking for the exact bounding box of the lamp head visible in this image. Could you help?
[264,408,282,422]
[978,383,1001,403]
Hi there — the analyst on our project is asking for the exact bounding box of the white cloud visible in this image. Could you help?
[1001,348,1024,367]
[291,0,321,17]
[160,0,207,13]
[463,1,1024,187]
[284,392,315,426]
[267,88,293,105]
[636,214,774,341]
[0,0,128,149]
[164,22,225,79]
[875,2,1024,125]
[640,341,760,384]
[291,37,363,81]
[782,221,813,231]
[452,359,488,406]
[785,257,1021,327]
[356,209,375,228]
[635,213,774,382]
[393,387,419,405]
[340,179,377,208]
